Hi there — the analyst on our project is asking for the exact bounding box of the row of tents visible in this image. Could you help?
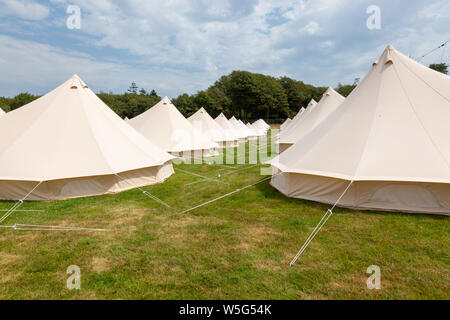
[0,76,270,201]
[271,45,450,215]
[1,45,447,215]
[126,97,269,156]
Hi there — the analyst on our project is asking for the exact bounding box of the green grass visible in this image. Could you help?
[0,141,448,300]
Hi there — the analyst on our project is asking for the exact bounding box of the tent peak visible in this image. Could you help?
[69,74,88,89]
[372,46,396,67]
[322,87,342,99]
[324,87,335,96]
[306,99,318,109]
[161,96,171,104]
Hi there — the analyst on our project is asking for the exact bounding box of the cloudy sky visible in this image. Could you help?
[0,0,449,97]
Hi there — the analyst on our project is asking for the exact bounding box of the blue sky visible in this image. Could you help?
[0,0,449,98]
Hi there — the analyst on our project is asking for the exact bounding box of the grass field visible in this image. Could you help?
[0,135,448,300]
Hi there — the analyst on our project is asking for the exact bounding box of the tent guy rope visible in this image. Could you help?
[114,173,172,208]
[418,39,449,61]
[0,181,43,224]
[180,174,274,214]
[1,224,106,232]
[177,168,229,186]
[289,180,354,267]
[0,181,107,233]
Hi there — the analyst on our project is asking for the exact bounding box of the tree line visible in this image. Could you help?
[0,71,354,122]
[1,63,447,122]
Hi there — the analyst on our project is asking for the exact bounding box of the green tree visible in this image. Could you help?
[0,97,11,112]
[206,84,231,117]
[10,93,39,110]
[127,82,138,94]
[225,71,290,122]
[191,91,213,117]
[0,70,338,123]
[0,104,9,113]
[278,77,318,117]
[336,83,357,97]
[429,63,448,74]
[172,93,195,116]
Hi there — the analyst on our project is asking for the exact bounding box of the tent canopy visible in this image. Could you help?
[280,118,292,132]
[129,97,218,153]
[253,119,270,137]
[280,88,344,146]
[237,118,255,137]
[246,122,264,137]
[228,116,249,139]
[281,103,310,133]
[215,113,241,139]
[253,119,270,131]
[306,99,317,109]
[0,75,175,200]
[270,45,450,215]
[188,107,238,144]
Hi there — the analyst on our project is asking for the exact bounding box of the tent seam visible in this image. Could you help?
[392,61,450,168]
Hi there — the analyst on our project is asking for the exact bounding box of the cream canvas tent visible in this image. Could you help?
[282,108,303,133]
[188,107,238,147]
[0,75,175,201]
[289,100,316,129]
[237,119,257,140]
[305,99,317,111]
[246,122,264,137]
[280,118,292,132]
[129,97,219,157]
[228,116,249,142]
[247,123,267,137]
[250,122,266,137]
[291,100,316,125]
[253,119,270,133]
[282,101,315,136]
[292,100,315,124]
[214,113,242,145]
[0,108,5,118]
[283,107,306,133]
[270,45,450,215]
[278,88,345,153]
[252,119,270,138]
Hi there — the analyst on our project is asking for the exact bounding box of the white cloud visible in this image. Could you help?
[0,0,449,97]
[0,0,50,20]
[0,34,214,97]
[300,21,320,35]
[320,41,334,48]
